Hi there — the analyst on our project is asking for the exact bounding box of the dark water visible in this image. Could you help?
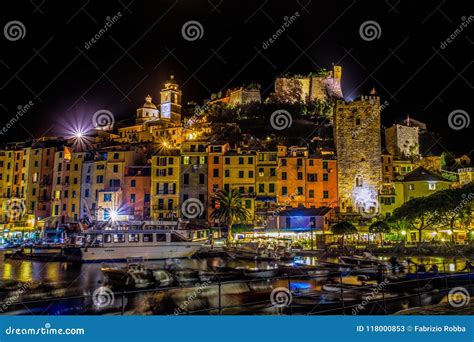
[0,251,469,315]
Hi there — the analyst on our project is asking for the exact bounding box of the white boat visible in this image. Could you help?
[63,227,207,262]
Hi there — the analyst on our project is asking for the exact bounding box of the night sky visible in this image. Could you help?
[0,0,472,155]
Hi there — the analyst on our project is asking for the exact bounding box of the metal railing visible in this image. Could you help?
[0,261,472,315]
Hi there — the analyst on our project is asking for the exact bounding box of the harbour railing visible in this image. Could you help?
[0,261,472,315]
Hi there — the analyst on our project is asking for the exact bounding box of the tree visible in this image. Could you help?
[210,189,250,242]
[392,197,438,243]
[369,220,391,246]
[330,221,358,248]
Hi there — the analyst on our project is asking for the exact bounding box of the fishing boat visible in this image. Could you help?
[101,264,174,289]
[198,268,243,282]
[63,225,207,262]
[339,255,384,267]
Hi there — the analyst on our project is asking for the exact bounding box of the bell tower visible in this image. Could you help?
[160,75,182,123]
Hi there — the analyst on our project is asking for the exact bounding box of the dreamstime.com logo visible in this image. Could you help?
[92,286,115,308]
[3,20,26,41]
[4,323,85,335]
[181,20,204,41]
[448,109,470,130]
[92,109,115,130]
[181,198,204,219]
[359,20,381,41]
[448,287,470,308]
[270,109,292,130]
[4,198,26,221]
[270,287,292,308]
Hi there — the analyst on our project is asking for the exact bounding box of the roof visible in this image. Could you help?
[279,206,333,217]
[401,166,450,182]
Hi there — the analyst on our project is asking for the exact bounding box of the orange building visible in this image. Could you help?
[123,166,151,220]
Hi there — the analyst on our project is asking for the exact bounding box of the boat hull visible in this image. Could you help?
[63,244,201,262]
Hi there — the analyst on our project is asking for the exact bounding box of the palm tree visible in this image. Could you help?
[211,189,250,242]
[330,221,358,248]
[369,220,391,247]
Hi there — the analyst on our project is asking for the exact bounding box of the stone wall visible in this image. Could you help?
[334,96,382,213]
[385,124,419,159]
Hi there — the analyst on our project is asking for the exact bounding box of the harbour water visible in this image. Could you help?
[0,251,469,315]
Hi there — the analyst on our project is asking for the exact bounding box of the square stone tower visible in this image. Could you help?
[385,123,419,159]
[334,96,382,214]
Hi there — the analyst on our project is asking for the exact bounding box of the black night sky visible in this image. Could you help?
[0,0,472,155]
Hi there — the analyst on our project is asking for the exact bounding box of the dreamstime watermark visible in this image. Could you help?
[92,109,115,130]
[270,109,292,130]
[84,12,123,49]
[3,20,26,41]
[262,11,300,49]
[92,286,115,308]
[270,287,292,308]
[449,192,474,218]
[352,100,389,139]
[181,198,204,219]
[0,281,32,312]
[448,109,470,130]
[448,287,470,308]
[440,16,474,49]
[5,323,85,336]
[174,281,210,315]
[0,101,35,136]
[359,20,382,41]
[4,198,26,221]
[352,279,390,315]
[185,102,210,128]
[181,21,204,41]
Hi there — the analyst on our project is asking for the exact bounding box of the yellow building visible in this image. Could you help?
[255,151,278,227]
[222,149,256,224]
[151,149,180,220]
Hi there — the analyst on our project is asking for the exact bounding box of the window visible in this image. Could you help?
[239,157,244,165]
[323,161,328,169]
[144,194,150,202]
[96,175,104,183]
[85,189,89,198]
[297,159,303,166]
[297,187,303,195]
[428,183,436,190]
[199,174,205,184]
[103,194,112,202]
[104,234,112,243]
[309,160,314,166]
[168,157,174,165]
[225,158,230,165]
[225,170,230,177]
[297,172,303,180]
[143,234,153,242]
[270,168,276,177]
[307,174,317,182]
[323,191,329,199]
[113,153,119,159]
[282,172,287,180]
[130,194,136,203]
[408,184,415,190]
[239,171,244,178]
[170,234,186,242]
[356,176,363,187]
[131,179,136,187]
[213,156,219,164]
[356,118,361,125]
[309,190,314,198]
[183,156,190,165]
[248,157,253,164]
[258,184,264,193]
[323,173,329,181]
[269,183,275,193]
[245,200,251,209]
[248,171,254,178]
[258,168,264,177]
[128,234,139,242]
[213,169,219,177]
[156,234,167,242]
[282,187,287,196]
[280,159,287,166]
[183,174,189,185]
[113,234,125,243]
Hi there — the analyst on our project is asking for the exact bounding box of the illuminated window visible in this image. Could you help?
[356,176,363,187]
[428,183,436,190]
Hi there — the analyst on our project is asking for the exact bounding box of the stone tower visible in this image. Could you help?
[385,122,419,159]
[160,75,182,123]
[334,95,382,214]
